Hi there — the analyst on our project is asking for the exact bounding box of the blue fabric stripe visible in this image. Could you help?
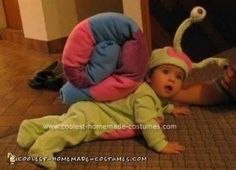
[60,82,92,105]
[85,40,120,84]
[89,12,139,44]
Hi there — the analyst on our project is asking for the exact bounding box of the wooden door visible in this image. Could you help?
[2,0,22,29]
[75,0,123,21]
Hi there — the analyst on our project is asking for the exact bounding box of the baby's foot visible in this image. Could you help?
[28,148,56,170]
[17,120,38,148]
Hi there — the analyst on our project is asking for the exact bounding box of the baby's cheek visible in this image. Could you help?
[175,83,183,93]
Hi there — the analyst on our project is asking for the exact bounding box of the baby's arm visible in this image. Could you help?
[172,106,191,117]
[134,96,185,154]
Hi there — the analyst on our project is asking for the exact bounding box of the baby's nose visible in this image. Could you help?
[168,74,176,82]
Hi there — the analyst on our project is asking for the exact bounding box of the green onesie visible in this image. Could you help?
[17,82,173,170]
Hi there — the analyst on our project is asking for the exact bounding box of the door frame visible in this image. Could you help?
[140,0,152,53]
[2,0,22,29]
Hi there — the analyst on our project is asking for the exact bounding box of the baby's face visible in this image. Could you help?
[148,64,184,99]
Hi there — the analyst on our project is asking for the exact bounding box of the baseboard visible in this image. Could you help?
[24,37,67,53]
[0,28,67,53]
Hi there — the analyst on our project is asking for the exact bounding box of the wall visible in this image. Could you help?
[0,0,6,28]
[18,0,47,40]
[18,0,77,41]
[3,0,145,52]
[5,0,143,40]
[122,0,143,30]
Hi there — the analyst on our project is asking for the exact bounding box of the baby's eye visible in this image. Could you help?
[162,69,169,74]
[176,75,184,80]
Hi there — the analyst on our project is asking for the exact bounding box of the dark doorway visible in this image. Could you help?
[149,0,236,61]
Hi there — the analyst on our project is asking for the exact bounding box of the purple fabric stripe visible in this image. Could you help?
[64,65,91,88]
[114,31,149,81]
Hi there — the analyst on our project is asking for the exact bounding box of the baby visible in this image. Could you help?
[17,6,229,170]
[17,49,193,169]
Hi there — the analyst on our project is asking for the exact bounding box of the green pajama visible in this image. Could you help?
[17,83,173,170]
[17,112,87,169]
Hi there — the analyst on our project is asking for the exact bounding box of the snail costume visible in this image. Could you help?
[17,7,230,170]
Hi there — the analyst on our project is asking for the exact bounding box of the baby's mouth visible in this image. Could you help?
[164,85,173,92]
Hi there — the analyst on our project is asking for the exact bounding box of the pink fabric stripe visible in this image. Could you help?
[167,47,192,70]
[90,76,141,101]
[62,19,95,67]
[101,128,141,140]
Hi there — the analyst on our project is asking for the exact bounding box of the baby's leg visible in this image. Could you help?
[28,112,87,170]
[17,115,65,149]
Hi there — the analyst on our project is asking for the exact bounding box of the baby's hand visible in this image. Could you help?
[161,142,185,154]
[172,106,191,117]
